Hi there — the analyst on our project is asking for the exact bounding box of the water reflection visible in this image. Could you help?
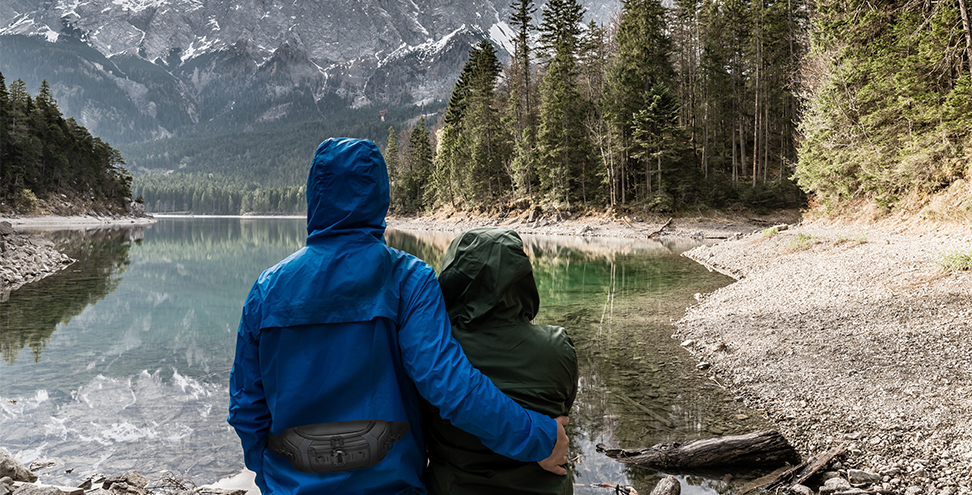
[1,228,139,365]
[0,220,769,494]
[387,228,774,494]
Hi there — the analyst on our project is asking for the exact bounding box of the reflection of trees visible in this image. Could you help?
[0,228,139,364]
[385,229,450,270]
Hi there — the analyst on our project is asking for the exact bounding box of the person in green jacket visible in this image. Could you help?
[424,227,579,495]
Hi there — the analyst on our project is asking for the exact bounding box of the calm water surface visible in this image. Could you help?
[0,217,771,494]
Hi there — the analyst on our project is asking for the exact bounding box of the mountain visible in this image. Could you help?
[0,0,619,147]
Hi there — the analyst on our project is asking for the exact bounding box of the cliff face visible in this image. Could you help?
[0,0,618,144]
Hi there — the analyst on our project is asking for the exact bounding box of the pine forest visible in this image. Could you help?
[386,0,971,217]
[3,0,972,218]
[0,74,134,215]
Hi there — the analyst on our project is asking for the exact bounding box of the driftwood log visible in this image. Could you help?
[597,430,800,470]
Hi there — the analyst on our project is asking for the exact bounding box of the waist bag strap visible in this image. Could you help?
[267,420,410,473]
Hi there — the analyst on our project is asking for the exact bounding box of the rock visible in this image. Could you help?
[0,450,37,483]
[848,468,882,484]
[881,467,902,477]
[103,471,149,495]
[791,484,814,495]
[0,222,13,236]
[197,489,247,495]
[905,487,923,495]
[104,471,148,488]
[820,477,853,495]
[11,485,61,495]
[26,460,55,472]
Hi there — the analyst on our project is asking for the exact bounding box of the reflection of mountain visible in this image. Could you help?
[0,228,138,364]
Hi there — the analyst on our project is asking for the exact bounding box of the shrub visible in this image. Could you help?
[788,232,816,251]
[939,246,972,271]
[14,189,39,213]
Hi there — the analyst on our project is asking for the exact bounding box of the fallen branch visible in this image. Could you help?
[645,218,674,239]
[737,442,846,493]
[620,217,673,239]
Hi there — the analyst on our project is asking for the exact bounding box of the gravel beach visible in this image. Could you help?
[675,221,972,493]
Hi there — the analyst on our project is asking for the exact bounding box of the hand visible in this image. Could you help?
[537,416,569,475]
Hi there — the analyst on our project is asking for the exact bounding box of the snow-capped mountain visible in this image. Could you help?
[0,0,618,145]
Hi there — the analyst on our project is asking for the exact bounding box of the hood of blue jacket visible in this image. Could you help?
[306,138,389,243]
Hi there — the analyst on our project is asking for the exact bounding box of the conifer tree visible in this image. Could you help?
[536,0,589,205]
[464,40,506,204]
[407,116,433,211]
[433,56,476,208]
[507,0,539,197]
[385,125,401,205]
[605,0,674,202]
[631,84,682,207]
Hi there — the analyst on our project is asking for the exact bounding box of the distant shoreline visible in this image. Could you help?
[4,214,157,231]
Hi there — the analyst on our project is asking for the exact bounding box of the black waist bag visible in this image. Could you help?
[267,420,410,473]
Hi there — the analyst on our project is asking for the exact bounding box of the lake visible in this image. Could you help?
[0,217,772,494]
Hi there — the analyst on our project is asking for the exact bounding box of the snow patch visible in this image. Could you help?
[378,25,468,68]
[43,27,60,43]
[0,15,36,36]
[110,0,167,13]
[489,21,515,55]
[181,35,217,62]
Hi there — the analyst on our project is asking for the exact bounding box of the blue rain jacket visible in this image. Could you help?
[227,138,557,495]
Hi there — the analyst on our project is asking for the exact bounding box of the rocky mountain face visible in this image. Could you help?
[0,0,618,145]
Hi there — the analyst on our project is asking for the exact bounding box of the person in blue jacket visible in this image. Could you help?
[227,137,568,495]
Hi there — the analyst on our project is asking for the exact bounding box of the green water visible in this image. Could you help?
[0,217,770,494]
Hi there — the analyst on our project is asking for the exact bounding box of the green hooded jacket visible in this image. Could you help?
[424,228,579,495]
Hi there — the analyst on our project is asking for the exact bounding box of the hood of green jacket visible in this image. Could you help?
[438,228,540,328]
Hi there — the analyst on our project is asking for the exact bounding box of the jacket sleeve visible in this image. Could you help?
[397,265,557,462]
[227,295,271,493]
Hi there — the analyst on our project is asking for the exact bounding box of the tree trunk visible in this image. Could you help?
[752,5,761,188]
[960,0,972,76]
[598,430,800,470]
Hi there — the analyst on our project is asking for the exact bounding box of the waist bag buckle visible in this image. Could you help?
[268,419,409,473]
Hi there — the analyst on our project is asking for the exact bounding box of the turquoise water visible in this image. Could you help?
[0,217,769,494]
